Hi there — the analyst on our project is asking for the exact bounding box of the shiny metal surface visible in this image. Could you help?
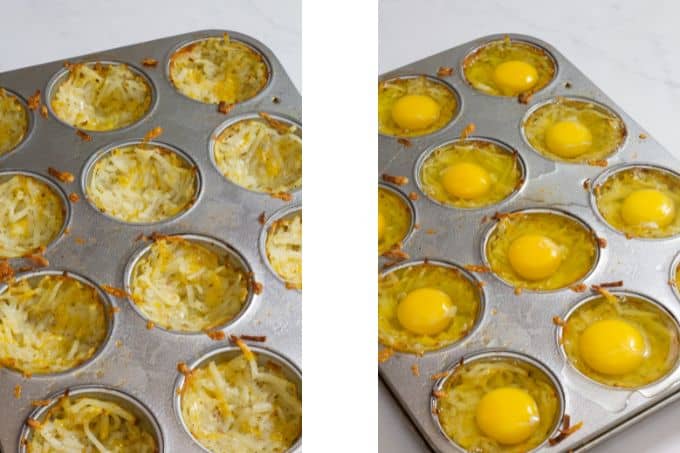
[379,33,680,452]
[0,29,300,452]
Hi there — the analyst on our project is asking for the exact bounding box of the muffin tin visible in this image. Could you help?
[379,33,680,452]
[0,30,300,452]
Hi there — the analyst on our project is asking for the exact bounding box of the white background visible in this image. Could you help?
[379,0,680,452]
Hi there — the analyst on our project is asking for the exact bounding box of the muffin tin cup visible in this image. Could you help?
[18,385,165,452]
[589,162,680,241]
[430,349,566,453]
[413,136,527,211]
[0,30,300,453]
[208,111,302,196]
[378,258,487,356]
[0,88,34,161]
[460,36,560,98]
[0,269,115,378]
[0,169,72,258]
[44,59,158,134]
[258,202,302,291]
[555,290,680,392]
[479,207,602,294]
[378,181,418,252]
[80,138,203,226]
[173,344,302,453]
[519,95,629,164]
[166,32,273,105]
[379,33,680,452]
[378,73,463,139]
[123,233,256,335]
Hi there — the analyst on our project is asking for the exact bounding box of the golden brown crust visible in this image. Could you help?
[76,130,92,142]
[141,58,158,68]
[437,66,454,77]
[218,101,235,114]
[549,415,583,446]
[101,284,129,299]
[143,126,163,143]
[382,173,408,185]
[378,348,395,363]
[459,123,476,140]
[48,167,75,183]
[0,260,15,283]
[240,334,267,342]
[258,112,290,135]
[27,90,41,111]
[68,192,80,203]
[270,192,293,202]
[397,138,412,147]
[464,264,490,273]
[206,330,226,341]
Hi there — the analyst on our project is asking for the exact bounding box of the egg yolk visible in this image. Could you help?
[493,60,538,95]
[442,162,491,199]
[378,212,386,239]
[545,121,593,157]
[508,234,562,281]
[391,94,441,131]
[579,319,647,375]
[621,189,676,228]
[397,287,453,335]
[475,387,540,445]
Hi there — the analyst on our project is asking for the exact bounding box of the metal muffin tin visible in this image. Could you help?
[379,33,680,452]
[0,30,301,452]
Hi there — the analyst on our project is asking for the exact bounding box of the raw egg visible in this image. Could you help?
[524,97,626,163]
[463,38,556,97]
[378,262,481,353]
[391,94,441,131]
[378,76,458,137]
[579,319,646,375]
[475,387,540,445]
[561,292,679,388]
[508,235,562,281]
[485,210,598,291]
[442,162,491,199]
[595,166,680,238]
[397,287,453,335]
[492,60,538,96]
[419,139,523,209]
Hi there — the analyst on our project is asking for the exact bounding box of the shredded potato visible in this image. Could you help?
[562,293,679,387]
[524,98,626,163]
[26,395,158,452]
[86,144,197,223]
[420,139,522,208]
[51,62,152,131]
[181,351,301,453]
[214,119,301,194]
[378,263,480,353]
[265,211,302,289]
[595,167,680,238]
[0,88,28,156]
[486,212,597,291]
[463,38,555,96]
[436,358,560,452]
[0,275,107,375]
[130,237,249,332]
[378,187,411,255]
[169,34,269,104]
[0,175,65,258]
[378,76,458,137]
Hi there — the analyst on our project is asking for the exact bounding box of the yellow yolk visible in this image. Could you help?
[621,189,676,228]
[442,163,491,199]
[397,287,453,335]
[378,212,386,239]
[545,121,593,157]
[508,234,562,281]
[391,94,441,130]
[493,60,538,95]
[475,387,540,445]
[579,319,647,375]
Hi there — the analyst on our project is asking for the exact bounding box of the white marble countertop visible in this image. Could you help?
[379,0,680,451]
[0,0,300,91]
